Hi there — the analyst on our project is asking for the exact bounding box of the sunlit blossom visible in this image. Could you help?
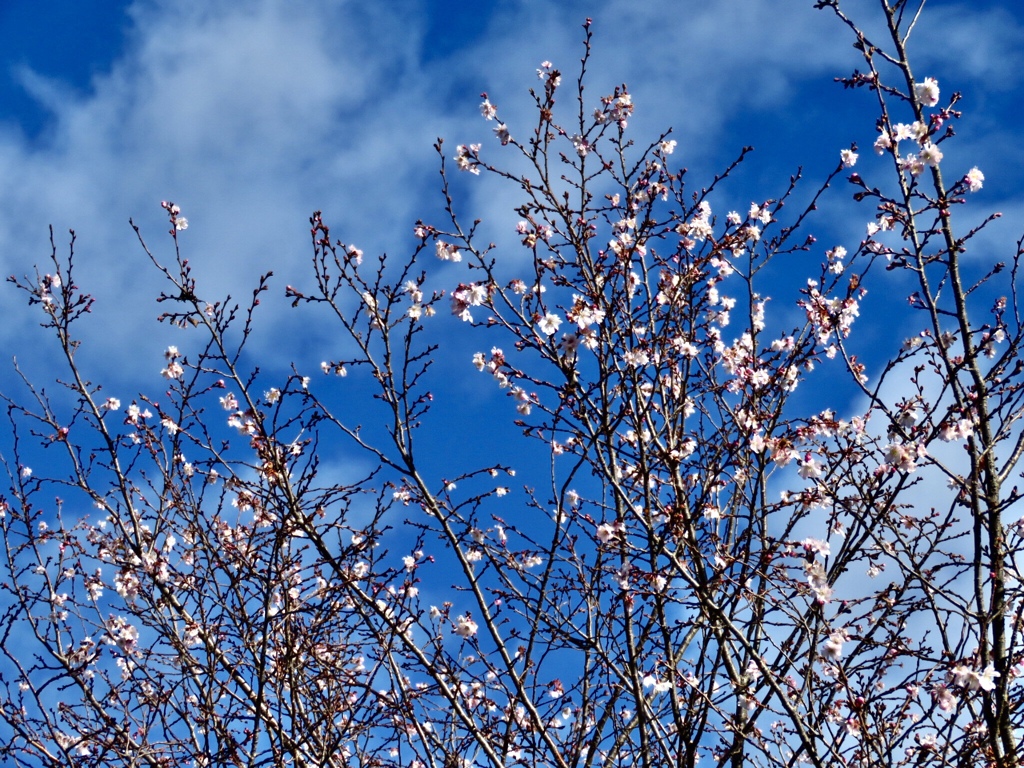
[596,522,618,544]
[919,142,943,167]
[965,167,984,192]
[454,614,478,638]
[805,561,833,604]
[537,312,562,336]
[914,76,940,107]
[950,663,999,692]
[622,349,649,367]
[455,143,482,174]
[642,675,673,693]
[435,240,462,262]
[798,454,823,480]
[822,629,847,660]
[161,361,184,380]
[536,60,560,87]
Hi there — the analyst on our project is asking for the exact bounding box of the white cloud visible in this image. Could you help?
[0,0,1019,388]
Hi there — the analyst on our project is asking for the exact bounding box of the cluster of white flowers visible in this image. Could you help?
[801,281,860,346]
[596,88,633,128]
[451,282,488,322]
[454,143,481,174]
[435,240,462,262]
[453,614,478,638]
[161,345,184,380]
[949,662,999,692]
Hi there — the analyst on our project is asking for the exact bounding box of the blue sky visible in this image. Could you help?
[0,3,1022,762]
[0,0,1021,476]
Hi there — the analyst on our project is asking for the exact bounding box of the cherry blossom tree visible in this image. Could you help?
[1,1,1021,767]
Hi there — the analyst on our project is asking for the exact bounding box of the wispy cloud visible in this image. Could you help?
[0,0,1018,387]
